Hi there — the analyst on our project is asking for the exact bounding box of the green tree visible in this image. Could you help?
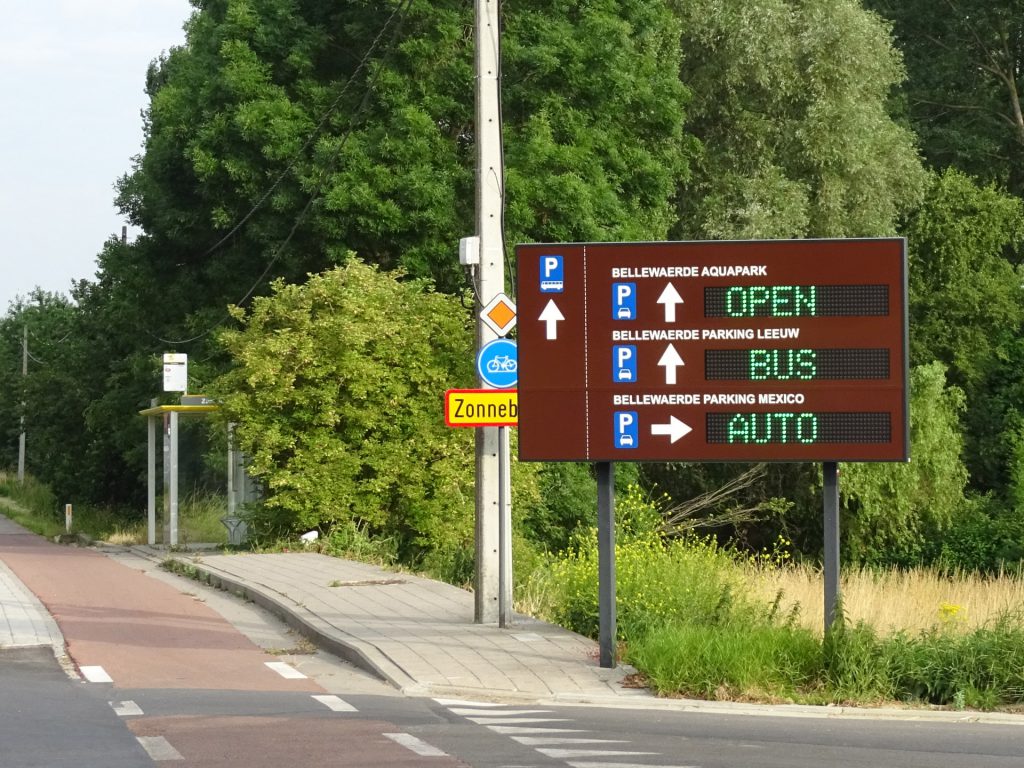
[905,169,1024,497]
[866,0,1024,194]
[55,0,692,512]
[841,362,969,565]
[645,0,927,556]
[117,0,692,312]
[670,0,927,239]
[0,291,91,499]
[210,260,477,565]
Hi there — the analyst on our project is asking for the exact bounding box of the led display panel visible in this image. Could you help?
[515,239,908,462]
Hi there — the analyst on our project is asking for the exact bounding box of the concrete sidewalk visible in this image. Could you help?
[136,548,643,704]
[0,515,65,654]
[131,548,1024,725]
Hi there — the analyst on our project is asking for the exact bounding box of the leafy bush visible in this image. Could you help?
[211,260,477,568]
[532,484,752,643]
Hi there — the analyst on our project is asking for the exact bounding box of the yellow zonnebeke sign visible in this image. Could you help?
[445,389,518,427]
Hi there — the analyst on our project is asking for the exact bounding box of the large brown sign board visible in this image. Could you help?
[515,239,908,462]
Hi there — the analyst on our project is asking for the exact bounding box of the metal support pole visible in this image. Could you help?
[823,461,840,634]
[147,414,156,546]
[17,324,26,483]
[227,423,236,518]
[597,462,616,668]
[497,426,512,627]
[473,0,506,624]
[169,410,180,547]
[162,413,170,543]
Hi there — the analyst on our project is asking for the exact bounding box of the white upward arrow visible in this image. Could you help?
[538,299,565,340]
[657,283,684,323]
[658,343,685,385]
[651,416,693,443]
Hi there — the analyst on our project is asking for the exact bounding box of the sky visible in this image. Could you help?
[0,0,193,312]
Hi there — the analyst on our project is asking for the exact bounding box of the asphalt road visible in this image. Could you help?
[0,646,153,768]
[2,535,1023,767]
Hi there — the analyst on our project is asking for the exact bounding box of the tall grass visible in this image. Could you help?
[0,471,228,546]
[525,485,1024,709]
[631,622,821,701]
[742,560,1024,636]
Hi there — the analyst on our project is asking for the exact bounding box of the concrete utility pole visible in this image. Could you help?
[474,0,511,624]
[17,325,26,483]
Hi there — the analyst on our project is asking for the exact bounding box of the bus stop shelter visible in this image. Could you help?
[138,402,217,547]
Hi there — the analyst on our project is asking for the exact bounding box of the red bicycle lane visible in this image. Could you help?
[0,531,322,692]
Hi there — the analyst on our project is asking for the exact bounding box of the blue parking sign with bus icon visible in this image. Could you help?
[539,254,564,293]
[614,411,639,449]
[612,282,636,320]
[477,338,518,389]
[613,345,637,383]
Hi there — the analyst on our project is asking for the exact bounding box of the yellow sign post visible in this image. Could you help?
[445,389,518,427]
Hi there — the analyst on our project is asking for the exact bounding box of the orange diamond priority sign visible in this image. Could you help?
[480,293,517,336]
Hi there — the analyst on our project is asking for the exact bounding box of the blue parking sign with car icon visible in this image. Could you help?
[612,282,636,320]
[614,411,639,449]
[613,345,637,383]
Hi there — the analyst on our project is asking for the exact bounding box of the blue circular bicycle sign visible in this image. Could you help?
[477,339,518,389]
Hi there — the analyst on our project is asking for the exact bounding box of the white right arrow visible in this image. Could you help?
[658,343,685,385]
[651,416,693,443]
[657,282,684,323]
[538,299,565,340]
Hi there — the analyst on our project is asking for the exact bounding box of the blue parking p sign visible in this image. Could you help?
[613,345,637,383]
[477,339,518,389]
[540,255,564,293]
[614,411,639,449]
[612,282,636,320]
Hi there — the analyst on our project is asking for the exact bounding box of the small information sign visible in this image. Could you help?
[445,389,518,427]
[162,353,188,393]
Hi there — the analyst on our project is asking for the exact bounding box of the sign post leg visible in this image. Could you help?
[823,461,840,633]
[147,413,156,546]
[498,426,512,628]
[597,462,616,668]
[170,410,180,547]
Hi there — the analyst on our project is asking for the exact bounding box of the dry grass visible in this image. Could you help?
[744,562,1024,637]
[104,525,146,546]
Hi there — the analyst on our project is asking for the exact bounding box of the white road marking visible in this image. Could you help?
[136,736,184,761]
[488,726,587,735]
[434,698,505,707]
[111,700,144,717]
[264,661,307,679]
[512,736,628,746]
[468,716,571,725]
[451,708,553,717]
[538,748,657,759]
[383,732,448,757]
[80,665,112,683]
[568,764,700,768]
[312,694,357,712]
